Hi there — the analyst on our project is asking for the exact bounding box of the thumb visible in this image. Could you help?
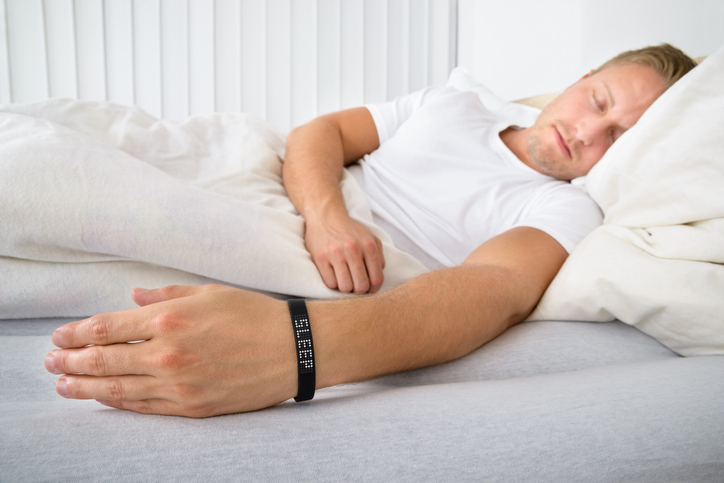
[131,284,220,307]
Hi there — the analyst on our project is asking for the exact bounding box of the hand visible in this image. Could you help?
[43,285,297,418]
[304,213,386,293]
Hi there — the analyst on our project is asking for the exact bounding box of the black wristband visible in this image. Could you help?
[287,299,316,402]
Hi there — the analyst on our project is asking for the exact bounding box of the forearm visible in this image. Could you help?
[283,118,348,222]
[283,109,384,293]
[46,229,563,417]
[309,263,533,388]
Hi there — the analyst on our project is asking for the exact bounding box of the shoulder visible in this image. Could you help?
[518,180,603,254]
[530,180,602,216]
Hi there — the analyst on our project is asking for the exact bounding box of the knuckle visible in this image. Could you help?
[314,250,328,264]
[322,276,338,290]
[153,351,188,371]
[328,244,343,259]
[151,311,183,334]
[87,347,108,376]
[170,383,195,400]
[370,274,384,289]
[134,400,153,414]
[362,238,377,253]
[343,238,359,254]
[159,285,182,298]
[354,280,370,294]
[88,315,112,344]
[51,350,68,374]
[106,378,124,400]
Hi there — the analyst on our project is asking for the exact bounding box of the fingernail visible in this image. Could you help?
[52,330,65,348]
[56,378,68,397]
[44,352,59,374]
[133,287,148,293]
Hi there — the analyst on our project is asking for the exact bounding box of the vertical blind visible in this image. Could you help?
[0,0,457,131]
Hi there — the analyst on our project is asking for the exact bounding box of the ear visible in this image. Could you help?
[580,69,595,80]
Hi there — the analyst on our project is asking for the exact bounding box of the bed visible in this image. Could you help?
[2,5,724,482]
[3,317,722,481]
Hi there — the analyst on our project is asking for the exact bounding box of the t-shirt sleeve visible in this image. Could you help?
[512,183,603,254]
[365,86,447,145]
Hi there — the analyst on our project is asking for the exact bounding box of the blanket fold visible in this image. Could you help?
[0,100,427,318]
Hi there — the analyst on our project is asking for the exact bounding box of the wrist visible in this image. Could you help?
[302,198,350,226]
[305,295,383,389]
[287,299,316,401]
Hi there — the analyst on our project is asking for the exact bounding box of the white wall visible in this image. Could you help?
[458,0,724,100]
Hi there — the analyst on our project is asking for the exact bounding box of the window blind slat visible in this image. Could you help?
[364,0,387,104]
[74,0,106,100]
[132,0,162,118]
[317,0,340,115]
[214,0,241,112]
[240,0,266,119]
[104,0,134,105]
[266,0,291,131]
[7,0,48,102]
[160,0,189,120]
[340,0,363,109]
[44,0,77,98]
[291,0,317,128]
[188,0,214,115]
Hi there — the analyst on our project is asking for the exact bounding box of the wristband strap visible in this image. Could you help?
[287,299,316,402]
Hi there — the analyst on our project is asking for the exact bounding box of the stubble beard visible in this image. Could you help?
[526,124,572,181]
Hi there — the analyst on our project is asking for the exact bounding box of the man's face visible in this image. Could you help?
[526,63,667,180]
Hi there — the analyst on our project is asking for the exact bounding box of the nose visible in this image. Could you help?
[574,115,609,147]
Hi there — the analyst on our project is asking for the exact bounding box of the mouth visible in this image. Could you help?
[554,126,572,159]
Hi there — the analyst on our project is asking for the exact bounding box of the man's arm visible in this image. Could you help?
[44,227,567,417]
[283,108,383,293]
[310,226,568,384]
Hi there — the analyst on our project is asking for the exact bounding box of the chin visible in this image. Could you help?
[529,149,568,180]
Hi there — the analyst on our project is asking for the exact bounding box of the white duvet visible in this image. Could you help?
[0,101,427,318]
[529,45,724,356]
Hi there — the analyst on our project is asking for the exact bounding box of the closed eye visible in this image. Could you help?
[591,93,604,113]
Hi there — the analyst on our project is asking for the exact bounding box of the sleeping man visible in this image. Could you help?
[44,44,696,417]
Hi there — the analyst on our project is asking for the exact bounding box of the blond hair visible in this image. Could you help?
[595,43,697,89]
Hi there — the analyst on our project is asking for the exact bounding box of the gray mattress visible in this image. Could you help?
[2,317,723,482]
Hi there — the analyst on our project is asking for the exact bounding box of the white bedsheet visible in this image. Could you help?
[0,100,427,318]
[529,45,724,356]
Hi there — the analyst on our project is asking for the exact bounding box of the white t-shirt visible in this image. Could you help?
[347,85,603,269]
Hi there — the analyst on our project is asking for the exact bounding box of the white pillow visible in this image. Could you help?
[528,45,724,356]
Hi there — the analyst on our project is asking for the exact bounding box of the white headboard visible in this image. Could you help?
[0,0,457,131]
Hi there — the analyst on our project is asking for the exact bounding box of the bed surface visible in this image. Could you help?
[3,318,723,481]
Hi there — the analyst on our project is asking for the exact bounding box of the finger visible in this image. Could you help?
[376,236,386,269]
[311,255,339,290]
[132,284,224,307]
[328,244,355,293]
[362,241,385,293]
[56,374,160,402]
[53,309,156,349]
[342,241,372,294]
[96,398,204,418]
[45,342,150,377]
